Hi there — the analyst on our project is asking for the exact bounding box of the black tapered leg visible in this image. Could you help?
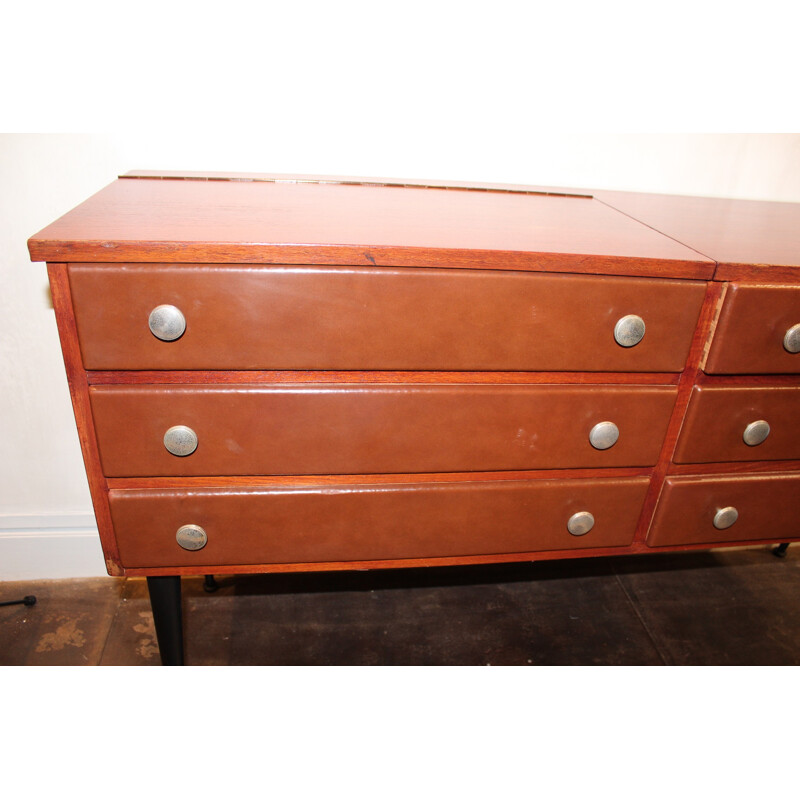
[203,574,219,593]
[146,576,184,665]
[773,543,790,559]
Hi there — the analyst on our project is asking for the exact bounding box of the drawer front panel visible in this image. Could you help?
[674,386,800,464]
[91,384,677,476]
[647,473,800,547]
[705,285,800,374]
[109,478,650,568]
[69,265,706,371]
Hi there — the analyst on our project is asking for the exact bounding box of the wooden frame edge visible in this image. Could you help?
[121,536,800,577]
[47,263,123,576]
[633,281,726,544]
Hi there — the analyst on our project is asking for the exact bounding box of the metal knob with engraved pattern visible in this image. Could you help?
[149,304,186,341]
[176,524,207,551]
[784,324,800,354]
[713,506,739,530]
[743,420,770,447]
[589,421,620,450]
[567,511,595,536]
[614,315,646,347]
[164,425,198,456]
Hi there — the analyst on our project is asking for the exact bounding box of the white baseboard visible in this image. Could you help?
[0,513,108,580]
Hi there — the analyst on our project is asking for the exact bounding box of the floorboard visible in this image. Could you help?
[1,546,797,665]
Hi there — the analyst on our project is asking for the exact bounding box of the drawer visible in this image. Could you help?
[673,386,800,463]
[90,384,677,476]
[108,477,650,568]
[69,264,706,372]
[647,472,800,547]
[705,285,800,374]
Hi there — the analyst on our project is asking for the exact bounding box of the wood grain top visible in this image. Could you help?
[596,190,800,281]
[28,173,713,278]
[121,169,590,197]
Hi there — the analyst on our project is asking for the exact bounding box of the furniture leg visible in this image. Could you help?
[773,543,790,558]
[146,576,184,665]
[203,574,219,593]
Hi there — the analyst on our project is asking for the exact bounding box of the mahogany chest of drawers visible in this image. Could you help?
[28,171,800,664]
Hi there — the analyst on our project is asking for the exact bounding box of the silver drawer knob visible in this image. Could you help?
[589,421,620,450]
[164,425,198,456]
[614,315,646,347]
[713,506,739,530]
[149,304,186,341]
[567,511,595,536]
[176,524,207,551]
[784,324,800,353]
[743,419,770,447]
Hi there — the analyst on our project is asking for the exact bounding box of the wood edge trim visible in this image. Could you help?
[697,373,800,386]
[47,263,123,574]
[661,469,800,485]
[632,281,727,543]
[641,537,800,553]
[27,242,714,279]
[714,262,800,283]
[118,537,799,576]
[119,170,594,198]
[668,460,800,475]
[120,545,645,576]
[106,469,655,491]
[697,283,728,372]
[86,370,683,386]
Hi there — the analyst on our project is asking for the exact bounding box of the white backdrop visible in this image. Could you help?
[3,1,800,792]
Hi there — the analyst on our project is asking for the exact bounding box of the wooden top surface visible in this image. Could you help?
[596,190,800,282]
[121,169,592,196]
[28,172,713,279]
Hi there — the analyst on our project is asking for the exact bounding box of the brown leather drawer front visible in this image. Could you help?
[91,384,677,476]
[647,472,800,547]
[109,477,650,568]
[705,285,800,374]
[673,386,800,464]
[69,264,706,371]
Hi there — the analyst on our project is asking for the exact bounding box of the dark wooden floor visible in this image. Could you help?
[2,545,799,665]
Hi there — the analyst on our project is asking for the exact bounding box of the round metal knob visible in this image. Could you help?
[713,506,739,530]
[589,421,620,450]
[743,419,770,447]
[567,511,595,536]
[614,315,646,348]
[148,305,186,341]
[176,524,207,551]
[783,324,800,354]
[163,425,198,457]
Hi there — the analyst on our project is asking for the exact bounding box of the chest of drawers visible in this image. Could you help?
[28,172,800,664]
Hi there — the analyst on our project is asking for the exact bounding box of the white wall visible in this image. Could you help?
[2,132,800,579]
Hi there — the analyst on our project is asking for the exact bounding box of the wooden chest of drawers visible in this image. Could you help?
[28,172,800,664]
